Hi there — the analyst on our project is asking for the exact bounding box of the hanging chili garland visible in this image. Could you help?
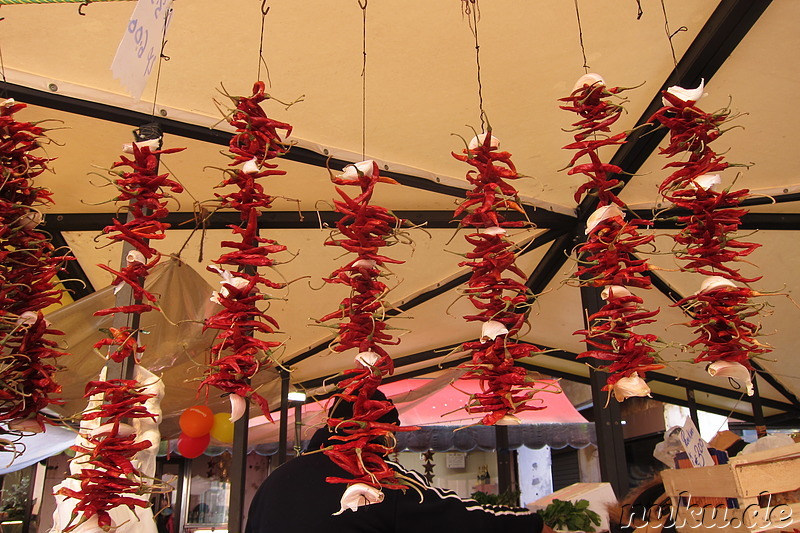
[560,75,664,400]
[317,160,417,491]
[651,82,767,388]
[0,98,71,436]
[199,81,293,421]
[57,130,182,530]
[451,132,545,425]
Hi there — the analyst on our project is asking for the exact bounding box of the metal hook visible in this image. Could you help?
[260,0,270,16]
[78,1,91,16]
[358,0,367,9]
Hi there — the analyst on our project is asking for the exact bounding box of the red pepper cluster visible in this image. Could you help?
[650,89,759,283]
[451,132,544,425]
[561,78,664,396]
[200,81,292,419]
[0,99,70,434]
[57,379,156,531]
[675,284,768,368]
[651,86,768,368]
[318,161,416,490]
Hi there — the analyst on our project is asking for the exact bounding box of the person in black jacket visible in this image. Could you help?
[244,391,550,533]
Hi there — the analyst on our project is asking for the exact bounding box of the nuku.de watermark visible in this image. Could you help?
[621,491,795,529]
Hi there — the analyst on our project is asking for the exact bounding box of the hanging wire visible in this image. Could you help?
[660,0,687,69]
[573,0,590,73]
[257,0,272,86]
[0,15,7,99]
[635,0,643,20]
[462,0,486,132]
[359,0,367,160]
[150,6,172,117]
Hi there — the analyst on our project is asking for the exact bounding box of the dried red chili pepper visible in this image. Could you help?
[199,82,293,420]
[316,160,417,491]
[0,98,72,434]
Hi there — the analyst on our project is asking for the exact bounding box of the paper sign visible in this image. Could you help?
[446,452,466,469]
[679,417,713,468]
[111,0,174,100]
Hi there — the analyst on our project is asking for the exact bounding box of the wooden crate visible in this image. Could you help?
[661,442,800,532]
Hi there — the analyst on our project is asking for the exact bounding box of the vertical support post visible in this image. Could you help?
[277,370,290,465]
[293,403,303,457]
[495,425,513,495]
[104,124,161,383]
[686,387,700,430]
[580,284,629,498]
[750,373,767,438]
[227,400,251,532]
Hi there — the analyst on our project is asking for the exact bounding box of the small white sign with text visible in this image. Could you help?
[679,417,714,468]
[111,0,174,100]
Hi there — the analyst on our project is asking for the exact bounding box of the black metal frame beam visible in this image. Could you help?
[633,210,800,232]
[48,230,95,300]
[4,82,578,228]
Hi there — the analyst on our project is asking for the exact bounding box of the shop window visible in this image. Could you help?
[550,448,580,491]
[0,466,32,532]
[185,453,231,533]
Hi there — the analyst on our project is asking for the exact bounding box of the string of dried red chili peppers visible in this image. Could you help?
[561,75,664,401]
[650,82,767,384]
[0,98,71,437]
[56,379,158,531]
[199,81,292,421]
[59,133,183,531]
[451,132,544,424]
[317,160,416,490]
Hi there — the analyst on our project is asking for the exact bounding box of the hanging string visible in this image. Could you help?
[150,6,172,117]
[0,15,7,99]
[635,0,643,20]
[573,0,590,73]
[660,0,687,70]
[462,0,486,132]
[359,0,367,160]
[257,0,272,86]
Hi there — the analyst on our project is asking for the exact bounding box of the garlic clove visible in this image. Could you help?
[229,393,247,423]
[698,276,737,294]
[355,351,380,368]
[341,160,376,180]
[586,205,625,235]
[333,483,385,515]
[692,174,722,192]
[352,259,378,269]
[242,157,260,174]
[601,285,632,301]
[480,320,509,342]
[122,138,162,154]
[126,250,146,265]
[611,372,652,402]
[468,133,500,151]
[572,73,606,92]
[16,311,40,326]
[17,210,43,230]
[707,361,754,396]
[482,226,506,236]
[663,79,706,105]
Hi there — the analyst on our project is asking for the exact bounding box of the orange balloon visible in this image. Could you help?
[179,405,214,438]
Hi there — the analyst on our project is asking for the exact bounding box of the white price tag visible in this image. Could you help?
[679,417,713,468]
[111,0,174,100]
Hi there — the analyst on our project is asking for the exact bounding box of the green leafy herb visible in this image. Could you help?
[537,498,602,532]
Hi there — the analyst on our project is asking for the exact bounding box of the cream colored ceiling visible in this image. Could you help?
[2,0,799,425]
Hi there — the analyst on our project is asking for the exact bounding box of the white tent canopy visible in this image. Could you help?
[0,0,798,426]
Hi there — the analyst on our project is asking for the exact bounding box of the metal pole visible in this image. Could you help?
[495,425,513,495]
[293,403,303,457]
[228,400,251,532]
[686,387,700,430]
[277,370,290,465]
[580,284,629,498]
[751,373,768,438]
